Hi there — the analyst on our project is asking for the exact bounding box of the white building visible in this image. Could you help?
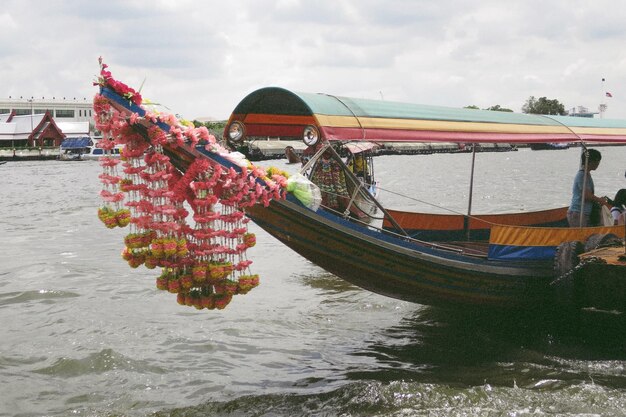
[0,96,94,132]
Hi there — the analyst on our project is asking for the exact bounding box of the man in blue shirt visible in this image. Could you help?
[567,149,610,227]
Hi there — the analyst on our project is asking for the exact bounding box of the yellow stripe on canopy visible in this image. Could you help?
[314,115,575,134]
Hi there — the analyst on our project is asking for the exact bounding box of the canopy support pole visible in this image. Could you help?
[303,142,409,237]
[465,143,477,240]
[299,142,332,175]
[327,144,410,235]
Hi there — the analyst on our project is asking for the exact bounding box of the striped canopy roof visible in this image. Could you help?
[227,87,626,144]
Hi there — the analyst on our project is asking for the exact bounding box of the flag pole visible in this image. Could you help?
[600,77,611,118]
[601,78,605,119]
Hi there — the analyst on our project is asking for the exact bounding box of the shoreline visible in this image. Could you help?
[2,142,624,162]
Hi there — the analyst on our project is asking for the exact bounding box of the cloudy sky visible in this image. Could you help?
[2,0,626,120]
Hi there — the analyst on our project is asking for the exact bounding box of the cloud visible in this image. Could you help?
[1,0,626,120]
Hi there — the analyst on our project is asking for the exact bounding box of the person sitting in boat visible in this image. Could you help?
[610,188,626,225]
[567,148,611,227]
[347,153,371,183]
[284,146,301,164]
[310,150,350,212]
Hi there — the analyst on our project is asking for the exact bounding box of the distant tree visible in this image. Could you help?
[485,104,513,112]
[192,120,227,142]
[465,104,513,112]
[522,96,566,115]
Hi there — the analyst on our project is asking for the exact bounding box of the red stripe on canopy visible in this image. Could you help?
[319,126,580,144]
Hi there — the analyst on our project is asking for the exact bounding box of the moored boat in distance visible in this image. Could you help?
[530,142,570,150]
[60,136,122,160]
[81,142,123,160]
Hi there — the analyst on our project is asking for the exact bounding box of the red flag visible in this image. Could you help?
[606,92,613,97]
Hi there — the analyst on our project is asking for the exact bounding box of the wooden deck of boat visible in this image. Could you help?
[580,246,626,267]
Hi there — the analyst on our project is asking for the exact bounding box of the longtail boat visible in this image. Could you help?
[93,62,626,314]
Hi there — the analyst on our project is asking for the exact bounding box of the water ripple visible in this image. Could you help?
[32,348,167,377]
[3,153,626,416]
[0,289,79,306]
[152,380,626,417]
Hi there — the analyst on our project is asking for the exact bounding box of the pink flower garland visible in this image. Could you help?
[94,59,291,311]
[94,57,142,105]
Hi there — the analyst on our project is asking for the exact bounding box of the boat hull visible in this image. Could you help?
[246,198,555,309]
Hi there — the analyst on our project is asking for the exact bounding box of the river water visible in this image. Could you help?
[1,146,626,417]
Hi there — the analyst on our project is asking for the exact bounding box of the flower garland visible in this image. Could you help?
[94,59,288,310]
[94,57,142,105]
[94,95,130,229]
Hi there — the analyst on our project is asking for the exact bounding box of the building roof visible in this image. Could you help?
[11,114,45,134]
[56,121,90,136]
[0,115,46,140]
[0,123,16,135]
[0,112,65,142]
